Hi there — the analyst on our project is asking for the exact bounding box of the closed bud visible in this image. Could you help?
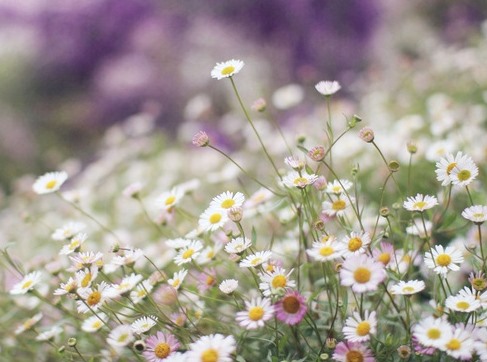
[388,160,400,172]
[407,141,417,154]
[58,346,65,354]
[397,345,411,359]
[251,97,267,112]
[227,207,243,222]
[325,338,336,349]
[380,207,390,217]
[308,146,326,162]
[133,340,146,352]
[296,134,306,144]
[359,127,374,143]
[67,338,77,347]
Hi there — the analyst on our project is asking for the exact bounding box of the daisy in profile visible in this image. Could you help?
[36,326,63,342]
[306,238,343,262]
[275,290,307,326]
[219,279,238,294]
[322,195,354,217]
[69,251,104,270]
[211,59,244,80]
[315,80,341,96]
[76,281,117,314]
[75,266,99,289]
[32,171,68,194]
[10,271,42,295]
[424,244,464,276]
[143,331,180,361]
[131,316,158,335]
[239,250,272,268]
[462,205,487,224]
[445,293,481,313]
[342,310,377,342]
[340,254,386,293]
[413,316,452,349]
[81,313,107,333]
[332,341,375,362]
[210,191,245,211]
[325,179,353,194]
[443,324,475,360]
[130,280,153,304]
[186,334,236,362]
[112,273,143,296]
[199,206,229,232]
[107,324,134,348]
[54,276,78,295]
[174,240,203,266]
[224,237,252,254]
[59,233,87,255]
[338,231,371,257]
[390,280,425,295]
[282,171,318,189]
[157,188,184,212]
[51,221,86,241]
[167,269,188,290]
[15,313,43,335]
[403,194,438,212]
[259,267,296,297]
[236,297,274,330]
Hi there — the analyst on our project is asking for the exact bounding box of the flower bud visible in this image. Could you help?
[359,127,374,143]
[67,338,77,347]
[325,337,336,349]
[133,340,146,352]
[397,345,411,359]
[192,131,210,147]
[308,146,326,162]
[380,207,390,217]
[251,97,267,112]
[388,160,400,172]
[407,141,417,154]
[227,207,243,222]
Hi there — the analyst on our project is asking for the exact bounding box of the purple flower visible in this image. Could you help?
[275,290,307,325]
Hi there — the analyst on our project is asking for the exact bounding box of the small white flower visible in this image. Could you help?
[107,324,134,347]
[342,310,377,343]
[424,245,464,276]
[239,250,272,268]
[224,237,252,254]
[199,206,229,232]
[59,233,87,255]
[174,240,203,266]
[236,297,274,330]
[157,188,184,211]
[325,179,353,194]
[403,194,438,212]
[131,316,158,334]
[390,280,425,295]
[259,267,295,297]
[32,171,68,194]
[130,280,153,304]
[282,171,318,189]
[413,316,452,349]
[315,80,341,96]
[211,59,244,80]
[219,279,238,294]
[168,269,188,290]
[186,334,236,362]
[322,196,354,217]
[81,313,108,332]
[112,273,143,295]
[36,326,63,341]
[51,221,86,241]
[210,191,245,210]
[10,271,42,295]
[462,205,487,224]
[445,294,481,313]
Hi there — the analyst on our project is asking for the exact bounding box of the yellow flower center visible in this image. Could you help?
[251,257,262,266]
[356,321,371,336]
[206,276,215,286]
[182,248,194,260]
[165,195,176,206]
[427,328,441,340]
[377,252,390,265]
[293,177,308,186]
[201,349,219,362]
[332,200,346,211]
[346,350,364,362]
[474,213,485,219]
[87,291,102,306]
[413,201,427,209]
[221,66,235,76]
[353,267,371,284]
[348,237,363,252]
[171,278,180,287]
[446,162,457,175]
[92,320,102,329]
[271,275,287,289]
[45,180,57,189]
[81,273,92,288]
[446,338,461,351]
[21,280,33,290]
[117,333,129,343]
[221,199,235,209]
[154,342,171,358]
[282,295,300,314]
[436,253,452,266]
[457,170,471,182]
[209,213,222,224]
[402,286,415,293]
[320,246,334,257]
[456,301,470,310]
[248,306,265,321]
[332,186,342,193]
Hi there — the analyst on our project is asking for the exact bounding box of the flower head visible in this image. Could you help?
[210,191,245,211]
[282,171,318,189]
[390,280,425,295]
[186,334,236,362]
[107,324,134,348]
[462,205,487,224]
[424,245,464,276]
[436,152,477,186]
[199,206,229,232]
[236,297,274,329]
[259,267,296,297]
[10,271,42,295]
[315,80,341,96]
[413,316,452,349]
[340,254,386,293]
[342,310,377,342]
[219,279,238,294]
[403,194,438,212]
[338,231,371,257]
[143,331,180,362]
[332,341,375,362]
[275,290,307,325]
[192,130,210,147]
[32,171,68,194]
[239,250,272,268]
[211,59,244,80]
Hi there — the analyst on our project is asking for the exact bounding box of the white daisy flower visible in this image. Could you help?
[15,313,43,335]
[36,326,63,341]
[435,152,475,186]
[315,80,341,96]
[69,251,104,270]
[174,240,203,266]
[443,324,475,360]
[59,232,87,255]
[405,219,432,238]
[199,206,229,232]
[130,280,153,304]
[445,294,481,313]
[306,238,343,262]
[131,315,158,334]
[210,59,244,80]
[284,155,306,170]
[462,205,487,224]
[339,254,386,293]
[258,267,296,297]
[197,245,221,265]
[224,237,252,254]
[413,316,452,349]
[51,221,86,241]
[425,140,456,161]
[107,324,134,347]
[112,273,143,295]
[168,269,188,290]
[449,156,479,187]
[272,84,304,110]
[32,171,68,194]
[186,334,236,362]
[325,179,353,194]
[239,250,272,268]
[337,231,371,257]
[219,279,238,294]
[236,297,274,330]
[282,171,318,189]
[10,271,42,295]
[403,194,438,212]
[75,266,99,289]
[166,238,192,249]
[342,310,377,343]
[81,313,107,333]
[54,277,78,295]
[424,245,464,276]
[322,196,355,217]
[210,191,245,210]
[157,188,184,211]
[111,248,144,266]
[76,281,117,314]
[390,280,425,295]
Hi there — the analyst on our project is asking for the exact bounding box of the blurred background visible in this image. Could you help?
[0,0,486,194]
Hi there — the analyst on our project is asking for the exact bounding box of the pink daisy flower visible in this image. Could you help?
[143,331,180,362]
[274,290,307,325]
[332,341,375,362]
